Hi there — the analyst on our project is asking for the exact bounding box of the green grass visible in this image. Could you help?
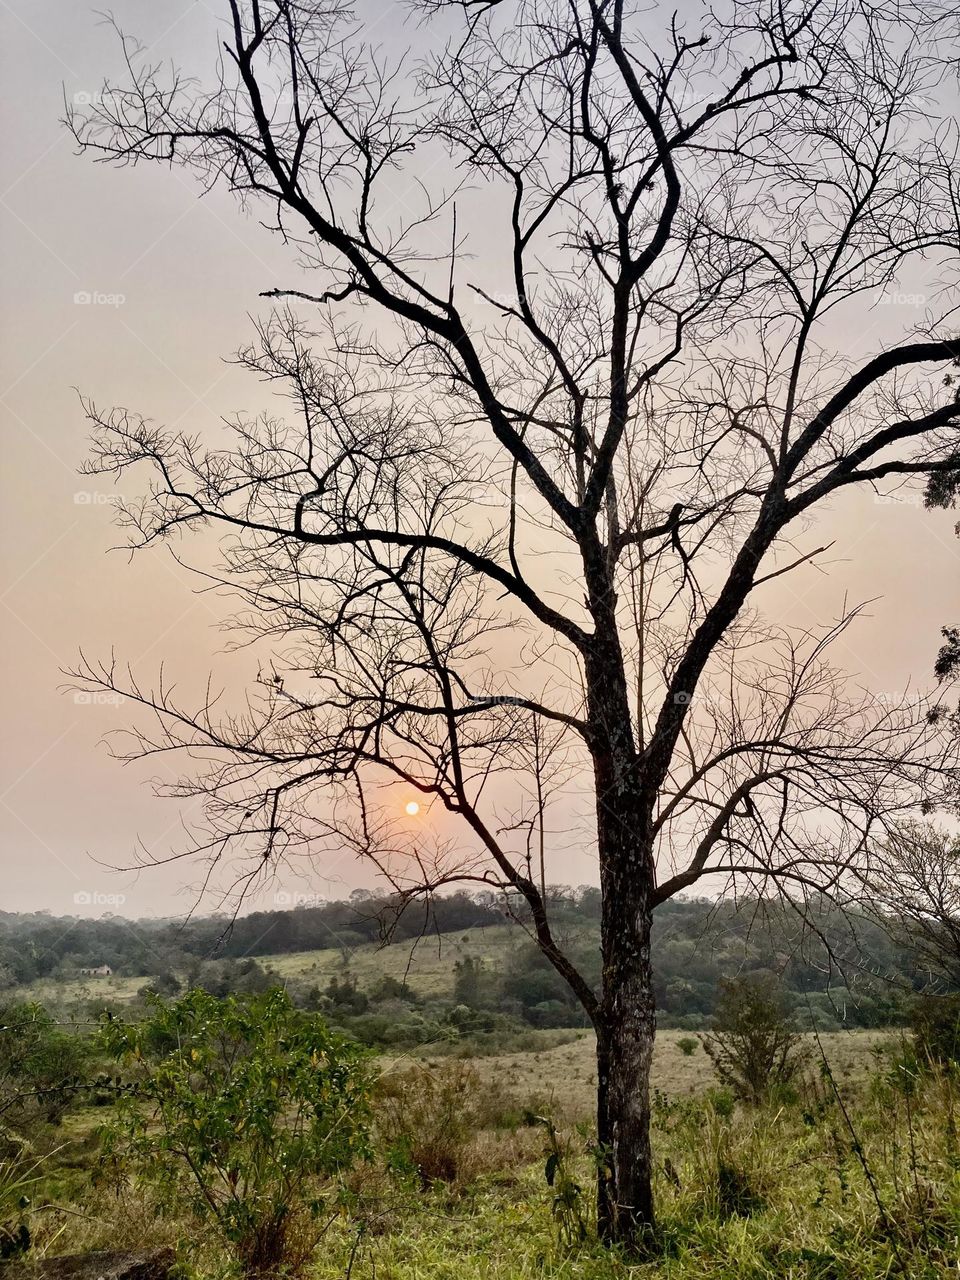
[12,928,952,1277]
[22,1027,956,1278]
[13,924,519,1008]
[264,923,519,995]
[306,1064,960,1279]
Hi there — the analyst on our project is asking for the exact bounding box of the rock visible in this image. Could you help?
[0,1249,176,1280]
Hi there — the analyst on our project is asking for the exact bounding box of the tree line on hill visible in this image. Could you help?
[0,887,944,1035]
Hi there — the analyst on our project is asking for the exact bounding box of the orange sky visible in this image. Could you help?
[1,1,958,918]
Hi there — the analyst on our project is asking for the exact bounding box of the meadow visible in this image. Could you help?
[4,919,956,1279]
[24,1035,953,1278]
[14,925,520,1010]
[484,1025,884,1105]
[12,1015,954,1280]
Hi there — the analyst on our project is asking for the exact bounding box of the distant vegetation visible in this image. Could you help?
[0,889,942,1054]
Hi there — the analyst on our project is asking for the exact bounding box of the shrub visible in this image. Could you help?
[0,1002,89,1128]
[325,974,369,1015]
[137,971,181,998]
[375,1060,518,1187]
[677,1037,699,1057]
[911,993,960,1067]
[453,956,490,1008]
[705,1086,736,1119]
[702,976,806,1105]
[99,988,370,1279]
[367,975,416,1003]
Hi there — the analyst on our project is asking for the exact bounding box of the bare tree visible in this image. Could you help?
[869,824,960,987]
[68,0,960,1248]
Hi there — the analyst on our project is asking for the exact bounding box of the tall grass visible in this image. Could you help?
[17,1040,960,1278]
[318,1055,960,1278]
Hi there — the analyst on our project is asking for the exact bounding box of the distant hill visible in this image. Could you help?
[0,887,933,1034]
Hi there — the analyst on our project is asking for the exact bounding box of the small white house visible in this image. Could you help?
[79,964,113,978]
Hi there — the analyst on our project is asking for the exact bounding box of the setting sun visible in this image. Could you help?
[404,801,420,817]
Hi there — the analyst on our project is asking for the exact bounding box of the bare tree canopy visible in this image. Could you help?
[68,0,960,1248]
[870,824,960,987]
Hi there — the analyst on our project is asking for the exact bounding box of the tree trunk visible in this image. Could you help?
[583,570,658,1250]
[595,884,656,1249]
[588,724,658,1248]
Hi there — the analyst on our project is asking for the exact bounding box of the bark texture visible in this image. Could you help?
[586,620,658,1245]
[596,930,656,1245]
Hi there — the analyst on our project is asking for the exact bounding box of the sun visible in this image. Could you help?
[404,800,420,817]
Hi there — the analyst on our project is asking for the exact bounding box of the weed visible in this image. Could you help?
[529,1114,590,1249]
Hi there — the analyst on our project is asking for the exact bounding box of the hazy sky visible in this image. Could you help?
[1,0,958,920]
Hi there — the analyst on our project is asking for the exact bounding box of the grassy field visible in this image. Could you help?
[19,971,147,1006]
[48,1030,957,1279]
[454,1028,890,1118]
[10,949,952,1280]
[15,924,520,1007]
[265,923,518,993]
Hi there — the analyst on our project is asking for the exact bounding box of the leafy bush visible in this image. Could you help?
[325,974,369,1015]
[367,975,416,1003]
[911,993,960,1067]
[99,989,370,1279]
[137,971,181,998]
[676,1037,698,1057]
[702,976,806,1105]
[0,1002,89,1128]
[453,957,491,1008]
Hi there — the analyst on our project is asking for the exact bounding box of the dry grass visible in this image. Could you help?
[465,1029,890,1120]
[19,973,146,1007]
[13,924,519,1007]
[265,924,518,997]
